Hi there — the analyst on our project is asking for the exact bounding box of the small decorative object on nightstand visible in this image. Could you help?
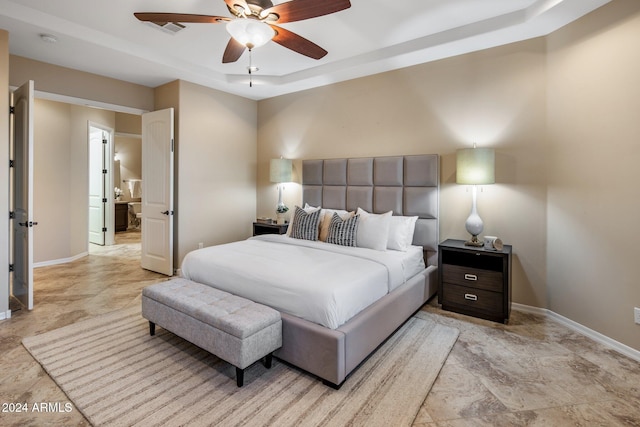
[438,238,511,323]
[253,222,289,236]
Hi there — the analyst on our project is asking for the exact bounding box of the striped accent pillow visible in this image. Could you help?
[326,213,359,247]
[290,206,321,241]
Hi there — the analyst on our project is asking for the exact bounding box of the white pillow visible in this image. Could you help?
[387,215,418,251]
[356,208,392,251]
[287,204,321,236]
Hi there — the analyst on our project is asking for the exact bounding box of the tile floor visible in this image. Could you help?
[416,304,640,426]
[1,231,639,426]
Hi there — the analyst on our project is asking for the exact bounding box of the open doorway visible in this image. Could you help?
[30,99,144,269]
[113,130,143,248]
[30,98,172,280]
[22,96,174,316]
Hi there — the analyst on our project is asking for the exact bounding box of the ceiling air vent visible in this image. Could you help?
[147,21,186,35]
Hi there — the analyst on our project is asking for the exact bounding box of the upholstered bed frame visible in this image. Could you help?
[273,154,440,387]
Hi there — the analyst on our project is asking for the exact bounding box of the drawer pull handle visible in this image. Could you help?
[464,274,478,281]
[464,293,478,301]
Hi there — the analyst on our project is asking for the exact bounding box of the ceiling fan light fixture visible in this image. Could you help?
[226,18,275,49]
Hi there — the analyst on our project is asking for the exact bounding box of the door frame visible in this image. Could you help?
[87,122,115,247]
[10,80,35,310]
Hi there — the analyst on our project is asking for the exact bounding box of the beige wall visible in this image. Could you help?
[33,99,72,262]
[116,112,142,135]
[10,55,154,112]
[1,30,9,316]
[154,80,257,268]
[32,99,116,263]
[172,81,257,265]
[546,0,640,350]
[258,38,549,310]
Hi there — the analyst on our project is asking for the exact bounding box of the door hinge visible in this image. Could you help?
[9,159,14,168]
[102,169,107,174]
[102,198,108,203]
[9,264,14,272]
[9,106,15,115]
[102,227,107,232]
[171,138,174,153]
[102,138,107,144]
[9,211,15,219]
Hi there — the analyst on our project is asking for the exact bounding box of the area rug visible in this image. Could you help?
[23,306,458,427]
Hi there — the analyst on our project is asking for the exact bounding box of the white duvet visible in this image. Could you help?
[180,234,425,329]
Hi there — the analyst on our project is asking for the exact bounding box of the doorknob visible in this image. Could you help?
[18,221,38,227]
[161,211,174,215]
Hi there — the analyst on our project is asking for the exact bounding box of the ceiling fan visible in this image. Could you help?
[134,0,352,64]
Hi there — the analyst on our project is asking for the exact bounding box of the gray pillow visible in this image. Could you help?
[290,206,321,241]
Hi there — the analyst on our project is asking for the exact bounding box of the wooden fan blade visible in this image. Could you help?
[134,13,230,24]
[265,0,351,23]
[270,25,327,60]
[222,37,246,63]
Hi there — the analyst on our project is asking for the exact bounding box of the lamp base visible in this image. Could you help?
[464,235,484,247]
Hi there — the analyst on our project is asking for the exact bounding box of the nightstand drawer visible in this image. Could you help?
[442,283,503,315]
[442,264,503,292]
[253,222,288,236]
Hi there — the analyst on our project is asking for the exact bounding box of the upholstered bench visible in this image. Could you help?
[141,278,282,387]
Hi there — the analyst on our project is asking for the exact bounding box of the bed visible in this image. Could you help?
[181,154,439,387]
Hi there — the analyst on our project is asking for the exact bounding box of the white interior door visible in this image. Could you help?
[12,80,35,310]
[88,126,106,245]
[141,108,174,276]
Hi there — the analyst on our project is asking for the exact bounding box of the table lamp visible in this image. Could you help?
[456,145,495,246]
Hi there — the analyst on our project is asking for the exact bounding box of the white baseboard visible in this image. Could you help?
[34,252,88,268]
[512,302,640,363]
[0,310,11,320]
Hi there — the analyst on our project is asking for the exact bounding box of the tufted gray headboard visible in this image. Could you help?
[302,154,439,266]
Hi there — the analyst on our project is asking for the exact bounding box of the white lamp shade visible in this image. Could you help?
[270,158,292,183]
[226,19,275,49]
[456,147,495,185]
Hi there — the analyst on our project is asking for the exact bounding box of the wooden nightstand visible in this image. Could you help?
[438,239,512,324]
[253,222,289,236]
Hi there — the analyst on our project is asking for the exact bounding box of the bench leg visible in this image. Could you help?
[263,353,273,369]
[236,367,244,387]
[149,321,155,336]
